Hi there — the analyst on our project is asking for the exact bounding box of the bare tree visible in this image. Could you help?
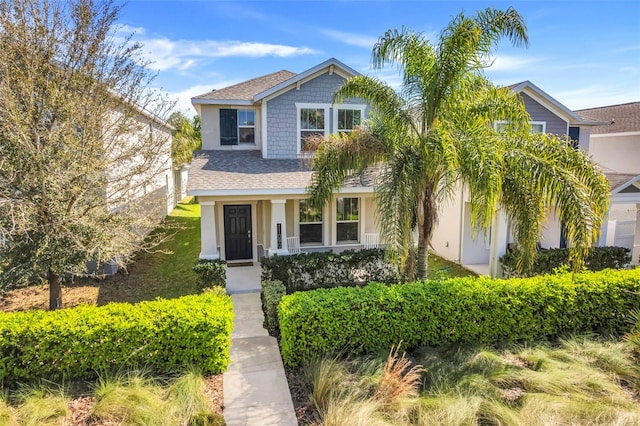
[0,0,174,309]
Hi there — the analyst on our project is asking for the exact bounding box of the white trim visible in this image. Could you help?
[611,175,640,195]
[332,104,366,135]
[590,131,640,138]
[189,187,374,197]
[494,120,546,133]
[298,198,324,245]
[335,196,361,244]
[192,98,253,106]
[509,81,592,125]
[254,58,360,102]
[199,200,216,206]
[261,101,268,158]
[530,121,546,133]
[296,102,331,155]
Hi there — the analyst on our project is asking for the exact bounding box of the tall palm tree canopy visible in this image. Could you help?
[307,7,609,279]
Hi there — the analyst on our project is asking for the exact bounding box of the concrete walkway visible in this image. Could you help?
[223,265,297,426]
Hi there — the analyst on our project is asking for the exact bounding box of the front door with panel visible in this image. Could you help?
[224,205,252,260]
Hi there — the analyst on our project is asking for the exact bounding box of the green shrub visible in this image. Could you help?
[0,291,234,385]
[261,280,286,336]
[279,269,640,367]
[193,260,226,290]
[260,249,401,294]
[501,246,631,277]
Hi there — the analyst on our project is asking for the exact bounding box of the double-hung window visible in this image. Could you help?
[336,197,359,243]
[220,109,255,145]
[299,199,323,244]
[297,103,329,153]
[334,105,365,134]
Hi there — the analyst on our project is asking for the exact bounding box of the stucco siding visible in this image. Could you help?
[265,72,364,158]
[431,185,464,263]
[200,104,262,151]
[590,134,640,173]
[521,93,568,136]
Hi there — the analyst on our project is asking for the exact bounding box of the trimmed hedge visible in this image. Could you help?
[260,249,401,294]
[279,269,640,367]
[501,246,631,277]
[193,259,227,290]
[261,279,286,336]
[0,290,234,384]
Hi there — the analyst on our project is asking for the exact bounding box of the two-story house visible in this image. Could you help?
[576,102,640,264]
[429,81,624,275]
[188,58,376,262]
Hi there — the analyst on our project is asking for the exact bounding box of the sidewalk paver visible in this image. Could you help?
[223,265,297,426]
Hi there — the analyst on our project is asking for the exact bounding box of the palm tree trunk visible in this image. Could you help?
[416,186,438,281]
[48,269,63,310]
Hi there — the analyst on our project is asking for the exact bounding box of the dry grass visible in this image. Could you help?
[296,337,640,425]
[374,344,425,409]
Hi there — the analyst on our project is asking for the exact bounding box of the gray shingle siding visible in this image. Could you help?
[265,72,365,159]
[521,93,568,136]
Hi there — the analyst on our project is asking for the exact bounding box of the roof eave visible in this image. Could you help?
[510,80,590,125]
[191,98,255,106]
[253,58,361,102]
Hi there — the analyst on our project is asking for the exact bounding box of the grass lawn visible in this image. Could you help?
[0,199,203,312]
[426,253,476,279]
[293,337,640,425]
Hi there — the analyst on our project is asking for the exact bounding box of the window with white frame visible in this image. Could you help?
[494,120,546,134]
[299,199,323,244]
[238,110,255,143]
[530,121,545,133]
[334,105,365,134]
[336,197,359,243]
[220,109,255,145]
[297,104,329,153]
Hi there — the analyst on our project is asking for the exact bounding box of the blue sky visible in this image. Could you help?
[120,1,640,115]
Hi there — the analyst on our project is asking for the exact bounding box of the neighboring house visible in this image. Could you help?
[576,102,640,263]
[189,58,376,262]
[430,81,629,275]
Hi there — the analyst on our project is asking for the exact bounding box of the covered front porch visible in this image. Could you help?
[197,194,379,263]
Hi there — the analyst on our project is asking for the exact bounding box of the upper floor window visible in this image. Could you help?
[336,197,359,243]
[297,103,329,153]
[299,199,323,245]
[494,121,546,134]
[335,106,364,134]
[220,109,255,145]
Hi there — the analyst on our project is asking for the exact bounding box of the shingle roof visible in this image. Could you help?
[599,165,639,191]
[192,70,296,101]
[576,102,640,135]
[187,150,376,195]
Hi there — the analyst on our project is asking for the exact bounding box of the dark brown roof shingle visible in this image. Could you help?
[576,102,640,135]
[192,70,296,102]
[187,150,376,195]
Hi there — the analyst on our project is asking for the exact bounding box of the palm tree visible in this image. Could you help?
[307,7,609,279]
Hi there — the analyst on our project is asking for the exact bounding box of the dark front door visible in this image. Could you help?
[224,205,252,260]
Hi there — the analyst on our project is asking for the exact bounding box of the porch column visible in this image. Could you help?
[488,210,508,277]
[605,220,617,246]
[200,201,219,260]
[633,204,640,265]
[269,200,289,256]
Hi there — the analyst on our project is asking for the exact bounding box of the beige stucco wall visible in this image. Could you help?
[539,208,562,248]
[589,133,640,173]
[431,185,464,263]
[200,104,262,151]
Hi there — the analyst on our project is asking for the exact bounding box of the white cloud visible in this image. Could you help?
[554,85,639,110]
[483,55,541,72]
[320,29,378,49]
[137,36,317,72]
[163,82,242,115]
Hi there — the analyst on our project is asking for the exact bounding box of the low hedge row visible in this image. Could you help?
[260,249,401,294]
[279,269,640,366]
[0,290,234,384]
[262,279,286,336]
[501,246,631,277]
[193,259,227,290]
